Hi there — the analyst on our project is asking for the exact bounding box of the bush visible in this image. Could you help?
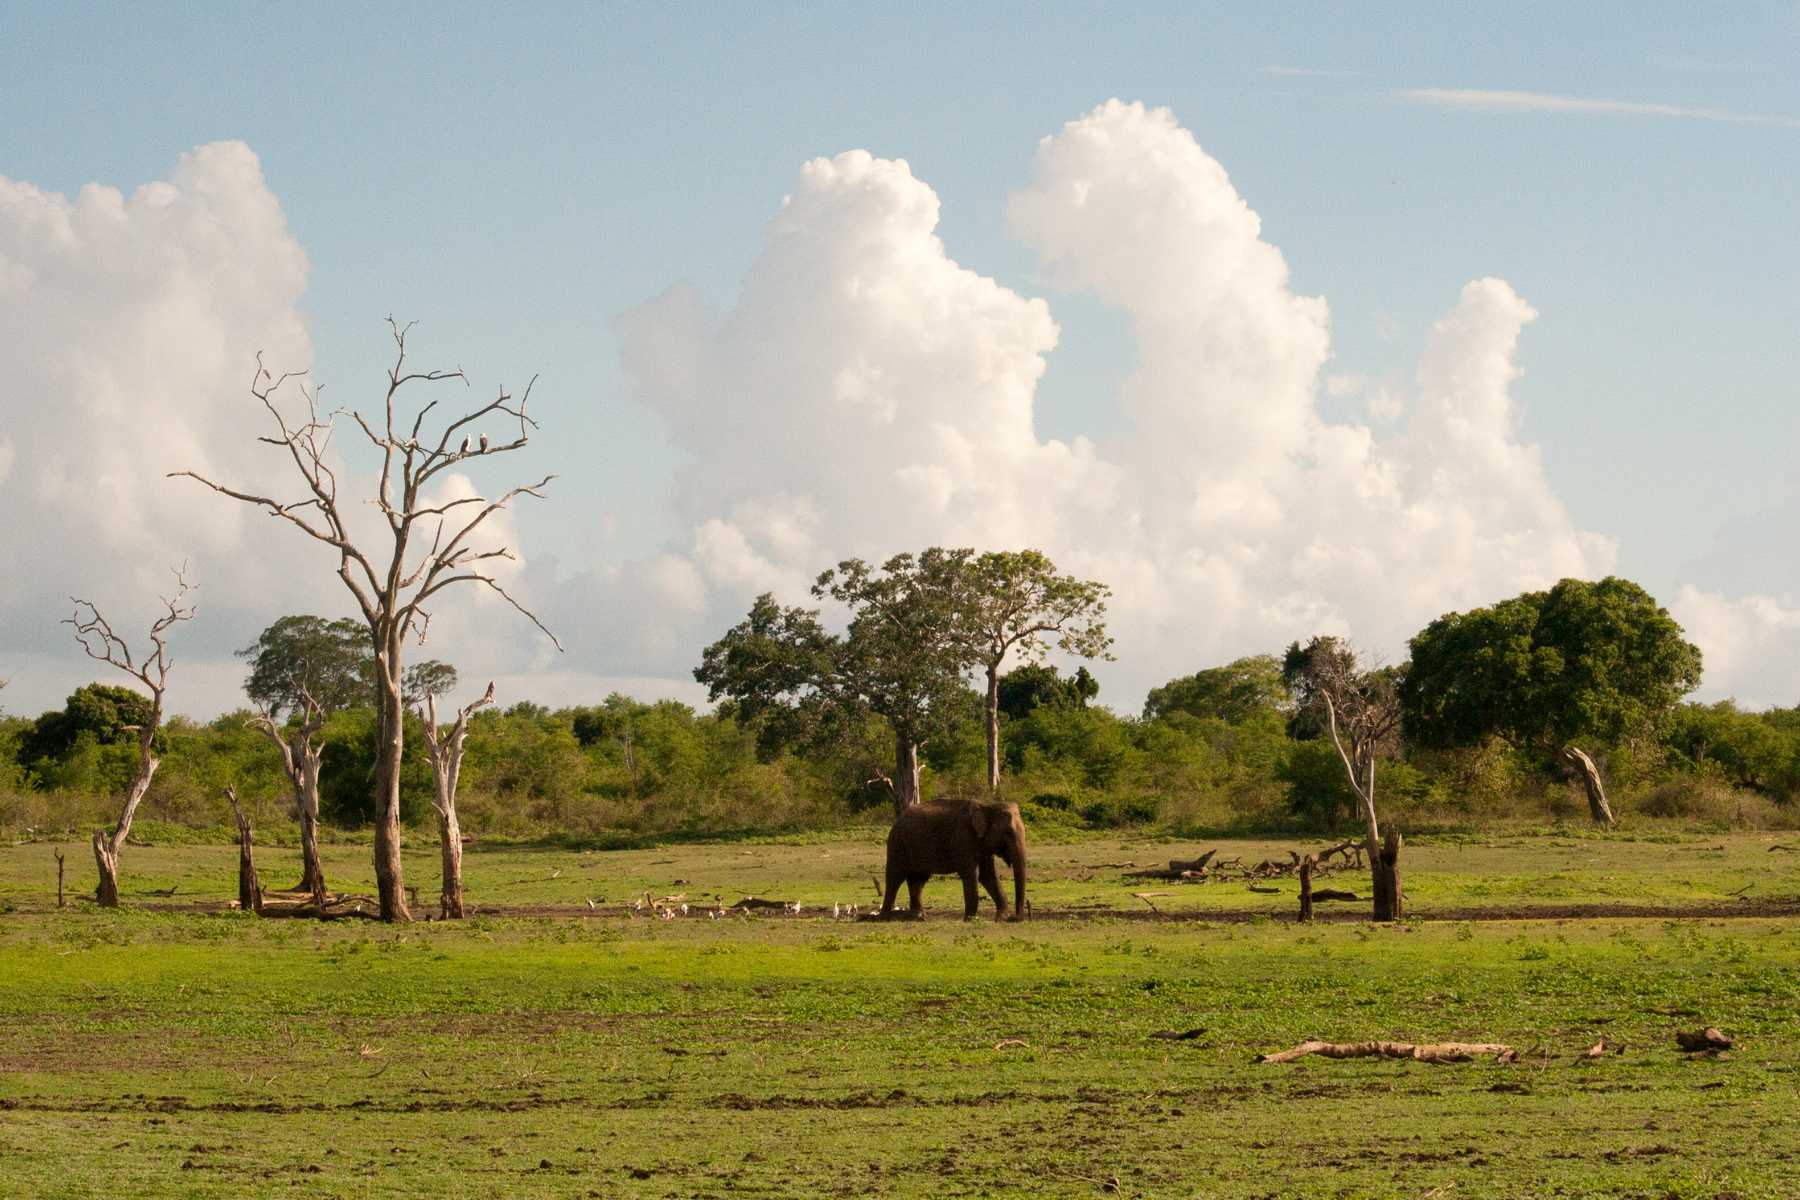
[1626,774,1782,829]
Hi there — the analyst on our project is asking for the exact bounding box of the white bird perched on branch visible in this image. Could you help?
[458,436,471,454]
[479,433,490,452]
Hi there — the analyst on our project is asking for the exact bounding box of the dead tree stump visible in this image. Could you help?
[1298,855,1315,923]
[55,848,66,909]
[1371,827,1403,921]
[226,786,262,915]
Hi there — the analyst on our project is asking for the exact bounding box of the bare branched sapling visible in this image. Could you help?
[247,683,328,903]
[420,680,495,918]
[65,568,197,907]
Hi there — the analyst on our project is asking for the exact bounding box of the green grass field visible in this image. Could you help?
[3,831,1799,1198]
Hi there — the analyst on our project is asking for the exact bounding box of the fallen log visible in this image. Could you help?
[1312,889,1359,902]
[1167,849,1217,873]
[253,890,380,920]
[1675,1028,1732,1053]
[1259,1040,1517,1065]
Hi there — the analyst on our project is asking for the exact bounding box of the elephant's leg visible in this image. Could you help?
[880,862,905,918]
[906,874,927,916]
[959,867,981,919]
[978,855,1007,917]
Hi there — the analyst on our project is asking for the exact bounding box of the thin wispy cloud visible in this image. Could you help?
[1394,87,1800,129]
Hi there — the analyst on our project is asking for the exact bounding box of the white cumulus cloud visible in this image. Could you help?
[612,99,1620,708]
[0,143,323,715]
[1671,587,1800,709]
[11,109,1789,719]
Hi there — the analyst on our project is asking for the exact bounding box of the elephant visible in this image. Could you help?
[878,798,1028,920]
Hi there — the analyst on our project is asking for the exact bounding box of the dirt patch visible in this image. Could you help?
[145,897,1800,923]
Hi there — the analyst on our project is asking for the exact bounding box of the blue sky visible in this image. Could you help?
[3,3,1798,716]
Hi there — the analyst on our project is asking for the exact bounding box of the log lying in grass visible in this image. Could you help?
[1312,889,1360,902]
[1675,1028,1733,1053]
[251,890,381,920]
[1126,842,1361,883]
[1259,1040,1517,1065]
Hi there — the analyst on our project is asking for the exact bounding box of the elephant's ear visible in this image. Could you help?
[969,803,991,839]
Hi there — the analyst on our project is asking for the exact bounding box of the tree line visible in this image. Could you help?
[7,324,1795,922]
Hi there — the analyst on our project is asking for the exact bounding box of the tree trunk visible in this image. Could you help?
[892,732,923,818]
[372,684,410,922]
[420,682,491,920]
[1562,745,1615,826]
[228,791,262,914]
[298,799,326,901]
[1370,827,1402,921]
[438,805,464,919]
[985,664,1002,794]
[92,832,120,908]
[294,744,326,897]
[92,751,157,909]
[255,719,330,898]
[1298,856,1314,923]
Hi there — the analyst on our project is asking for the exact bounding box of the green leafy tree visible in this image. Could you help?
[238,615,372,717]
[403,660,459,707]
[997,664,1098,721]
[22,684,160,767]
[956,550,1111,794]
[697,551,975,817]
[1663,701,1794,794]
[239,613,456,715]
[1401,577,1702,825]
[1144,655,1290,724]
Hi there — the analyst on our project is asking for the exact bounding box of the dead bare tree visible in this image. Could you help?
[246,686,328,904]
[65,569,196,907]
[1286,637,1405,921]
[225,785,263,914]
[419,680,494,919]
[173,321,559,922]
